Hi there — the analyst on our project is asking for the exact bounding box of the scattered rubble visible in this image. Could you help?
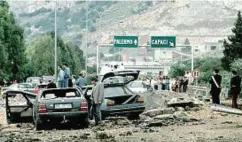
[146,90,205,110]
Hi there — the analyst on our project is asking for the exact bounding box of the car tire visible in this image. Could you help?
[35,120,43,131]
[128,113,140,120]
[33,113,44,130]
[101,112,106,120]
[79,117,89,129]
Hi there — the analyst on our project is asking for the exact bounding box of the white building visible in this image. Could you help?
[193,40,223,57]
[154,49,173,63]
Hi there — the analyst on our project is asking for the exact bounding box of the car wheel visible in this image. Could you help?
[35,120,43,131]
[101,112,106,120]
[79,117,89,129]
[128,113,140,120]
[33,114,44,130]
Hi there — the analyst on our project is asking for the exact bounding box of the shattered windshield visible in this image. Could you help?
[104,86,133,97]
[41,90,80,99]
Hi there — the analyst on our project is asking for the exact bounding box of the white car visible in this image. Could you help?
[127,81,149,94]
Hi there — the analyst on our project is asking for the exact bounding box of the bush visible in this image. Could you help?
[230,58,242,76]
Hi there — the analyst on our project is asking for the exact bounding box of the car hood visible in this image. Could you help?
[101,70,140,85]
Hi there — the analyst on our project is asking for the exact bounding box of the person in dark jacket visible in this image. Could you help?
[209,69,222,104]
[47,80,57,88]
[183,77,189,93]
[230,70,241,108]
[68,76,73,87]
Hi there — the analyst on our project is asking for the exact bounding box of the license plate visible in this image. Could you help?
[55,104,72,109]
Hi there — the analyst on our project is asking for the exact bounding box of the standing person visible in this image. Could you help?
[209,69,222,104]
[179,77,184,93]
[63,63,71,87]
[110,65,114,71]
[75,72,87,89]
[165,76,170,90]
[162,77,166,90]
[120,63,125,69]
[68,76,73,87]
[230,70,241,108]
[91,77,104,125]
[152,78,158,90]
[113,65,118,71]
[57,65,65,88]
[183,77,189,93]
[47,80,57,88]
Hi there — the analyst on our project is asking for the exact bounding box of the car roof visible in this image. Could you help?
[27,77,41,79]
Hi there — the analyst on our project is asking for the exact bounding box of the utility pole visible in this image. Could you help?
[54,1,57,81]
[191,46,194,71]
[85,0,88,77]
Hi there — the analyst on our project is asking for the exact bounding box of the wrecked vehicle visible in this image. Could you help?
[33,84,48,95]
[5,90,36,124]
[82,70,145,120]
[2,83,35,98]
[5,88,89,130]
[127,80,153,94]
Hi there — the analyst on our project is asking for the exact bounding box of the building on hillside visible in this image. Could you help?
[193,40,223,57]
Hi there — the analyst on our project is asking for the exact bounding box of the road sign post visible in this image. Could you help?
[113,36,138,48]
[151,36,176,48]
[192,69,200,86]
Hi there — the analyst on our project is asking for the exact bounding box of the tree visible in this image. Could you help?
[222,11,242,70]
[0,2,27,81]
[181,38,191,53]
[28,32,85,76]
[230,59,242,76]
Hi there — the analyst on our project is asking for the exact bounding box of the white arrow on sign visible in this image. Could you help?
[169,41,174,47]
[134,39,138,45]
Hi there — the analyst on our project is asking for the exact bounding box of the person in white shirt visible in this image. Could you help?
[120,63,125,70]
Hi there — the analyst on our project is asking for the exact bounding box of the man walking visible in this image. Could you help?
[91,77,104,125]
[63,63,71,88]
[230,70,241,108]
[209,69,222,104]
[75,72,87,89]
[57,65,64,88]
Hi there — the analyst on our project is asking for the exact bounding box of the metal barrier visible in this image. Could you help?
[187,85,229,101]
[187,85,210,100]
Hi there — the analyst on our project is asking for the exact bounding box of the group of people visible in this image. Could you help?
[144,75,189,93]
[57,63,71,88]
[210,69,241,108]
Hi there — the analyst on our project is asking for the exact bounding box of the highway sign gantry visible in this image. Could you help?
[151,36,176,48]
[113,36,138,48]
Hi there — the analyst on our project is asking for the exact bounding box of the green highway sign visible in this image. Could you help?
[113,36,138,48]
[151,36,176,48]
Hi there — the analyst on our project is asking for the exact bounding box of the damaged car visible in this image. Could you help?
[5,88,89,130]
[82,70,145,120]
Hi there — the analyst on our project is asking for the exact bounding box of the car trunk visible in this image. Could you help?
[41,97,83,112]
[105,94,139,105]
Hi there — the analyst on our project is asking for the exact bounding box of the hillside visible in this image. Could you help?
[8,0,242,53]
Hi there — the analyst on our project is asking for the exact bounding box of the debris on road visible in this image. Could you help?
[146,90,205,110]
[210,104,242,115]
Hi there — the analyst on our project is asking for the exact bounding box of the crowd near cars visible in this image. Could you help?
[3,70,150,130]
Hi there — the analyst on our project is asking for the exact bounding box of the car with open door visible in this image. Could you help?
[32,88,89,130]
[82,70,145,120]
[5,90,36,124]
[2,83,35,99]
